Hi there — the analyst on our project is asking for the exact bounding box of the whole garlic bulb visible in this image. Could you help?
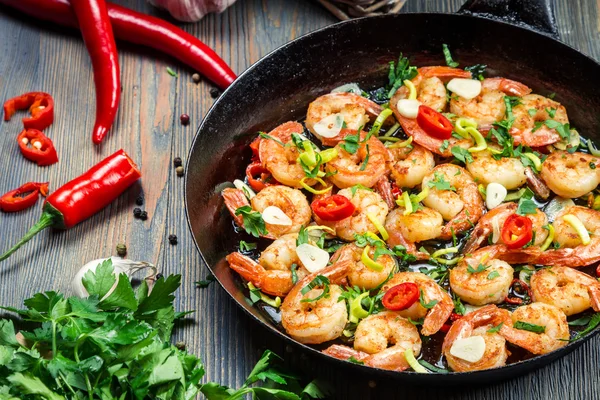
[148,0,237,22]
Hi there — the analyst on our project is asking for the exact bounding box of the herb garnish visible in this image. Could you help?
[301,275,330,303]
[419,289,438,309]
[516,188,538,216]
[427,171,456,191]
[442,44,459,68]
[514,321,546,333]
[465,64,487,80]
[487,322,504,333]
[235,205,268,237]
[240,240,257,252]
[386,53,418,99]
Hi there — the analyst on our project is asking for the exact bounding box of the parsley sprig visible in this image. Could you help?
[386,53,418,99]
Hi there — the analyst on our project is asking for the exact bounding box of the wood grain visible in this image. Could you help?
[0,0,599,398]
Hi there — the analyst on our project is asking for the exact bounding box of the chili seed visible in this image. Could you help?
[140,211,148,220]
[133,207,142,218]
[116,243,127,257]
[175,341,186,350]
[173,157,182,168]
[176,166,184,177]
[135,195,144,206]
[192,73,201,83]
[180,114,190,126]
[168,234,178,245]
[209,88,221,99]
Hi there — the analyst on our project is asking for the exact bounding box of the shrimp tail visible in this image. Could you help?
[226,252,293,297]
[422,297,453,336]
[525,167,550,200]
[222,188,250,227]
[322,344,368,362]
[535,238,600,268]
[374,176,396,209]
[387,230,429,260]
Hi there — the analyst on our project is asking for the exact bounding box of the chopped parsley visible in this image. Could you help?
[439,139,450,153]
[300,275,330,303]
[451,146,474,164]
[487,270,500,280]
[359,144,370,171]
[546,107,557,118]
[240,240,257,252]
[442,44,459,67]
[464,64,487,80]
[235,206,268,237]
[570,313,600,341]
[467,263,490,274]
[516,188,538,216]
[514,321,546,333]
[386,53,418,99]
[419,289,438,309]
[487,322,504,333]
[427,171,456,191]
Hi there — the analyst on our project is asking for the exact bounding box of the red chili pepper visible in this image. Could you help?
[70,0,120,145]
[0,182,49,213]
[17,129,59,166]
[505,278,533,305]
[249,137,262,162]
[311,195,356,222]
[501,214,533,249]
[391,182,402,199]
[440,324,451,333]
[450,312,463,321]
[0,150,141,261]
[0,0,236,90]
[596,265,600,278]
[416,105,453,140]
[382,282,420,311]
[246,161,277,192]
[3,92,54,130]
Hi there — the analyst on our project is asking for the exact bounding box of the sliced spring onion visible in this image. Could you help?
[486,182,508,210]
[314,113,344,138]
[412,187,430,203]
[262,206,293,226]
[300,177,332,195]
[504,188,527,202]
[306,225,336,235]
[404,79,417,100]
[300,140,317,166]
[388,136,413,149]
[478,184,486,200]
[449,335,486,363]
[522,152,542,172]
[248,283,282,308]
[466,127,487,153]
[331,82,362,94]
[349,292,370,323]
[365,231,384,243]
[404,348,429,373]
[539,224,555,251]
[383,122,400,137]
[369,108,394,136]
[447,78,482,100]
[588,138,600,156]
[319,148,339,163]
[233,179,256,200]
[435,257,463,266]
[401,191,413,215]
[296,243,330,273]
[379,136,400,142]
[431,246,459,259]
[518,265,536,284]
[593,196,600,211]
[554,129,580,151]
[367,213,389,240]
[563,214,591,245]
[454,117,478,139]
[361,246,384,272]
[544,197,575,222]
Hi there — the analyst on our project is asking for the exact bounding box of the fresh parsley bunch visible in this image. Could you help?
[0,260,327,399]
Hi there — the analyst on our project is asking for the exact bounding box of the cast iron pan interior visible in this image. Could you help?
[185,12,600,384]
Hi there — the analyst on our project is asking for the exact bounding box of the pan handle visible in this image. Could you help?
[458,0,559,39]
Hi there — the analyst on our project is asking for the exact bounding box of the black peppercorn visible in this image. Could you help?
[168,234,178,245]
[135,195,144,206]
[133,207,142,218]
[180,114,190,125]
[116,243,127,257]
[140,211,148,220]
[173,157,182,168]
[175,341,186,350]
[209,88,221,99]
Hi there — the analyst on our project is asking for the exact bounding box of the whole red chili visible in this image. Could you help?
[17,129,59,166]
[70,0,120,145]
[0,150,141,261]
[3,92,54,130]
[0,182,49,213]
[0,0,236,90]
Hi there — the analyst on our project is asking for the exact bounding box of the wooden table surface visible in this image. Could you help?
[1,0,600,398]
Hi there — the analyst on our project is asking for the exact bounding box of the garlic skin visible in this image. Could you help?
[148,0,237,22]
[72,257,156,299]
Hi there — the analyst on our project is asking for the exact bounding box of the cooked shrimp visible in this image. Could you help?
[323,312,422,372]
[281,261,350,344]
[305,93,383,143]
[499,302,569,355]
[332,243,396,289]
[553,206,600,248]
[388,144,435,189]
[259,233,303,271]
[222,188,252,229]
[463,203,548,254]
[380,272,453,336]
[442,305,511,372]
[465,145,526,190]
[540,151,600,198]
[258,121,310,188]
[450,248,514,305]
[530,266,600,316]
[326,131,389,189]
[319,187,389,241]
[384,207,443,244]
[251,185,311,238]
[421,164,484,239]
[511,94,568,147]
[450,78,531,127]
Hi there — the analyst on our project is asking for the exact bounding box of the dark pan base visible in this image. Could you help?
[185,13,600,384]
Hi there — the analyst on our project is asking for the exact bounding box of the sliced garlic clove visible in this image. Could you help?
[449,335,486,363]
[447,78,482,100]
[486,182,508,210]
[262,206,293,226]
[396,99,421,119]
[296,243,330,273]
[314,113,344,138]
[491,216,501,244]
[233,179,256,200]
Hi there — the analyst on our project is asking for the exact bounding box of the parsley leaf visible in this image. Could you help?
[359,144,370,171]
[487,322,504,333]
[296,226,309,246]
[451,146,474,164]
[514,321,546,333]
[439,140,450,153]
[571,313,600,341]
[427,171,456,191]
[487,270,500,280]
[240,240,257,252]
[464,64,486,80]
[386,53,418,99]
[467,263,490,274]
[516,188,538,215]
[419,289,438,309]
[340,132,360,154]
[301,275,330,303]
[196,273,216,288]
[442,44,459,68]
[235,205,268,237]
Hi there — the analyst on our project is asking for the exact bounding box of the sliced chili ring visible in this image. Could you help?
[3,92,54,131]
[382,282,419,311]
[0,182,49,212]
[249,137,262,161]
[17,129,59,166]
[501,214,533,249]
[311,194,356,222]
[246,161,278,192]
[416,105,452,140]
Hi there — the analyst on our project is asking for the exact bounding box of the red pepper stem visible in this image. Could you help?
[0,212,55,261]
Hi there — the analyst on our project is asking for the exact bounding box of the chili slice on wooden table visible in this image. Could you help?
[0,150,141,261]
[0,182,49,213]
[501,214,533,249]
[382,282,419,311]
[3,92,54,130]
[416,105,452,140]
[311,195,356,221]
[17,129,59,166]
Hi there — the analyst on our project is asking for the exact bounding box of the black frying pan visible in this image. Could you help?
[185,0,600,384]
